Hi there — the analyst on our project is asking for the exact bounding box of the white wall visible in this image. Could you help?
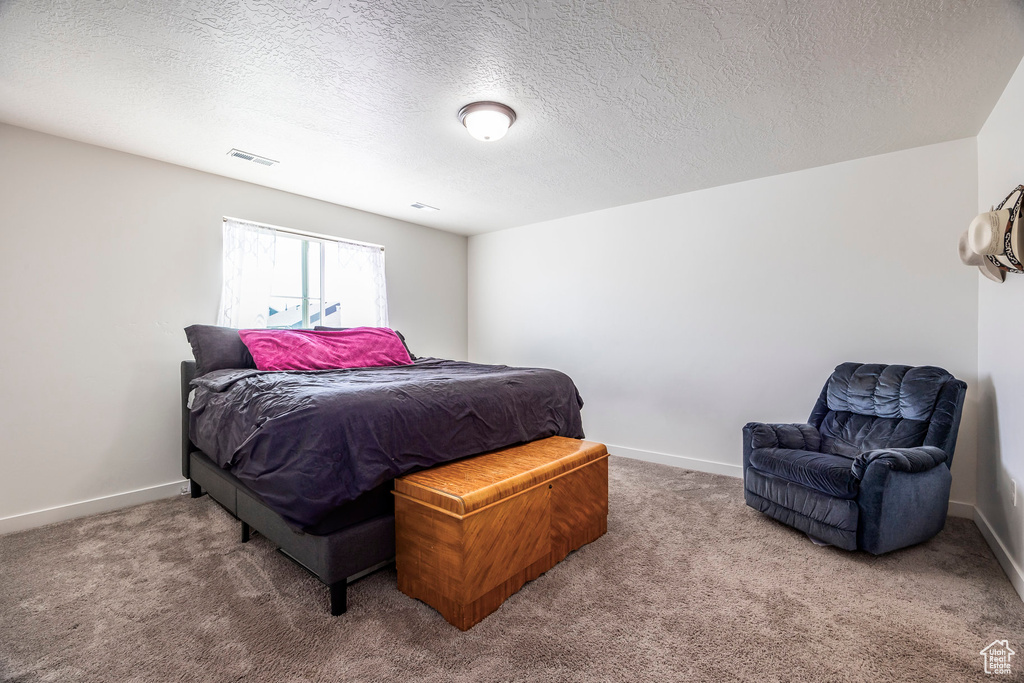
[0,123,467,530]
[977,55,1024,596]
[470,138,980,506]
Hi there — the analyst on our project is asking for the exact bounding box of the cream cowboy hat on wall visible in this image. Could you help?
[959,229,1004,282]
[959,231,985,266]
[963,185,1024,282]
[968,207,1023,266]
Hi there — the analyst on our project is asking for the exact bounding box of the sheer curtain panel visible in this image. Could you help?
[322,239,389,328]
[217,219,277,328]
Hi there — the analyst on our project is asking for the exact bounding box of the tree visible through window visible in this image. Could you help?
[217,217,388,329]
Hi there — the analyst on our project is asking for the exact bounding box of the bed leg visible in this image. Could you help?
[189,480,203,498]
[240,521,250,543]
[329,581,347,616]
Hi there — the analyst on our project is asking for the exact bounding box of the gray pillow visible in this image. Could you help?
[184,324,257,376]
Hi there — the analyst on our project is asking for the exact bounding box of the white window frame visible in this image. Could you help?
[219,216,387,329]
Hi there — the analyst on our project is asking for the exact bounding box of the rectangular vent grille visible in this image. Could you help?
[227,148,278,166]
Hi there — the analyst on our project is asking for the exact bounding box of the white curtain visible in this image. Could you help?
[217,219,277,328]
[322,239,389,328]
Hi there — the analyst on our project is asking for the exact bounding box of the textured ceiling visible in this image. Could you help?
[2,1,1023,235]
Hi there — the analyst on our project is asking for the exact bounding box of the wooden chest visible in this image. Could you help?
[393,436,609,630]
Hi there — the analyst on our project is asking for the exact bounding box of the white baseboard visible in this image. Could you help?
[947,500,974,519]
[607,444,743,479]
[0,480,187,536]
[974,506,1024,603]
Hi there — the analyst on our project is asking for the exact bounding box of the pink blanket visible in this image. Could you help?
[238,327,413,372]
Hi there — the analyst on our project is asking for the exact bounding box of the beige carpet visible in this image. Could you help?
[1,457,1021,682]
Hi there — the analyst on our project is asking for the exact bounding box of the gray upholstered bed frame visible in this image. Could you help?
[181,361,396,615]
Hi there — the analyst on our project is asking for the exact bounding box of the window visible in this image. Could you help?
[217,217,387,329]
[268,234,324,328]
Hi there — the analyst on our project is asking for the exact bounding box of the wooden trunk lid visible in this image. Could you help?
[395,436,608,516]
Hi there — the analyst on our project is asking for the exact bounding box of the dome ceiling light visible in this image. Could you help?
[457,101,517,142]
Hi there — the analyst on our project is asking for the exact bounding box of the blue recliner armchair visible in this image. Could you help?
[743,362,967,554]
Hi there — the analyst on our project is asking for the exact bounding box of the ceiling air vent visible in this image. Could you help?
[227,148,278,166]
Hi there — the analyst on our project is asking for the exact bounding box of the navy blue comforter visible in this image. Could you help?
[189,358,585,528]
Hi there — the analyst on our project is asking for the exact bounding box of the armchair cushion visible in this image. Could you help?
[826,363,952,420]
[748,448,859,499]
[745,423,821,452]
[851,446,947,481]
[818,412,930,457]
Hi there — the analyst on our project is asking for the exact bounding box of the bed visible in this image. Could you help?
[180,344,585,616]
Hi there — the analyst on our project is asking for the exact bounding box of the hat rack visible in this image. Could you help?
[959,185,1024,283]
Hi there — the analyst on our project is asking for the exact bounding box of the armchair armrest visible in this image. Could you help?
[743,422,822,452]
[851,446,947,481]
[854,445,952,554]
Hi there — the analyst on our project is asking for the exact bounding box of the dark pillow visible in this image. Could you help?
[314,326,416,360]
[184,324,257,376]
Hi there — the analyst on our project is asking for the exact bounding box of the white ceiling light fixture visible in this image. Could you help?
[458,101,516,142]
